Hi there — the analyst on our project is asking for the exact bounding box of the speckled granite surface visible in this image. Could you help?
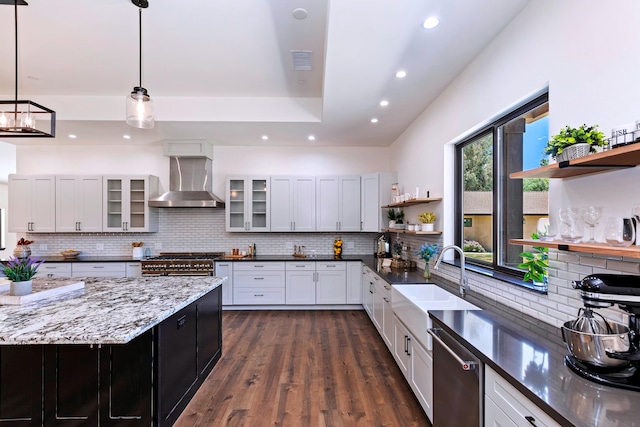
[0,276,224,345]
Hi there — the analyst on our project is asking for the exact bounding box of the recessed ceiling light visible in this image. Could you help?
[292,8,308,20]
[422,17,440,29]
[68,134,77,139]
[261,135,269,140]
[379,100,389,107]
[308,135,316,141]
[395,70,407,79]
[123,135,131,139]
[371,118,379,123]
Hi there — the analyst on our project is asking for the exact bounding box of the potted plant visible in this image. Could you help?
[1,255,43,296]
[392,241,403,259]
[518,232,548,290]
[387,209,405,229]
[418,211,437,232]
[415,243,439,280]
[544,124,606,162]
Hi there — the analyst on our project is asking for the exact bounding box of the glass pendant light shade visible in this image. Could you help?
[126,86,154,129]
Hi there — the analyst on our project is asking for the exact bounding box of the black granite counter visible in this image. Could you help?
[1,255,142,263]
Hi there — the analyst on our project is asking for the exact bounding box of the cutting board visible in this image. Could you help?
[224,254,250,259]
[0,280,85,305]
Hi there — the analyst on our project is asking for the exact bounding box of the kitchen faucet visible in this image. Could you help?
[434,244,469,297]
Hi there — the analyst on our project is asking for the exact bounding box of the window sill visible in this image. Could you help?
[439,260,548,294]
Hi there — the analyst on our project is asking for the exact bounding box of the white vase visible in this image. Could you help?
[422,223,435,232]
[389,220,396,229]
[10,280,32,296]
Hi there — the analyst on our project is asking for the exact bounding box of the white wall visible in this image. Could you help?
[0,143,16,258]
[389,0,640,327]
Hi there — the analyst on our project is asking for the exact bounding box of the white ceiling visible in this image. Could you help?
[0,0,530,147]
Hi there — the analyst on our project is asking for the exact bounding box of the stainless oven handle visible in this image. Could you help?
[428,328,477,371]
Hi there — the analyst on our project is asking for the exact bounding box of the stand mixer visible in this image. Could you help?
[565,274,640,391]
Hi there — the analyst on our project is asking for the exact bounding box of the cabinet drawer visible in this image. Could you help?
[233,262,285,271]
[234,271,285,287]
[34,263,72,277]
[316,262,346,271]
[233,288,285,305]
[285,262,315,271]
[72,263,126,273]
[485,367,560,427]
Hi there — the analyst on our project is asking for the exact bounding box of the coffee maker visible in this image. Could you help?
[374,233,390,258]
[565,274,640,391]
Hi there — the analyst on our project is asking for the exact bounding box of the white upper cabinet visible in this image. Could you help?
[226,176,270,232]
[316,175,361,232]
[103,175,159,233]
[361,172,397,232]
[270,176,316,232]
[56,176,103,233]
[8,175,56,233]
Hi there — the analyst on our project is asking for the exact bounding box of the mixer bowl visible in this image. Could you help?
[562,320,631,368]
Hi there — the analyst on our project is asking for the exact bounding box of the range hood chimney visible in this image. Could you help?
[148,140,225,208]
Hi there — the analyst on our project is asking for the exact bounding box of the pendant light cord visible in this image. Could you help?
[138,7,142,88]
[13,0,18,102]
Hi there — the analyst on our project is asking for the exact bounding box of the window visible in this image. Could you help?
[455,93,549,288]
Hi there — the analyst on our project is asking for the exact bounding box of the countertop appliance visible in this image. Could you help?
[428,325,482,427]
[565,273,640,391]
[140,252,225,276]
[374,233,390,258]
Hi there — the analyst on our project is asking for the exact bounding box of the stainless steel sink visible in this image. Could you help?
[391,284,481,350]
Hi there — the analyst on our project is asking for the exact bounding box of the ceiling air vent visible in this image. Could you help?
[291,50,312,71]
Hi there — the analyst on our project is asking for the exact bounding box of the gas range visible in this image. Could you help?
[140,252,226,276]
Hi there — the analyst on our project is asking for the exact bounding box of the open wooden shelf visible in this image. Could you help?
[382,228,442,236]
[382,197,442,208]
[510,238,640,259]
[509,143,640,179]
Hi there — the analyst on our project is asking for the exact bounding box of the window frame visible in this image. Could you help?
[454,92,549,283]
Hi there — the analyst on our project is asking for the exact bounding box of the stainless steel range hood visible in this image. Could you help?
[148,156,225,208]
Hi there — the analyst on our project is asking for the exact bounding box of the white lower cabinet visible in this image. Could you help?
[285,262,316,304]
[214,261,234,305]
[362,266,374,316]
[393,315,434,422]
[316,262,347,304]
[72,262,126,278]
[233,262,285,305]
[346,261,362,304]
[485,366,560,427]
[126,262,141,277]
[34,263,72,278]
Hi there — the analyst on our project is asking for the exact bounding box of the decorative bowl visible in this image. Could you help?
[61,250,81,259]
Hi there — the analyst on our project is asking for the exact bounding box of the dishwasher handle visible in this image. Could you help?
[428,328,477,371]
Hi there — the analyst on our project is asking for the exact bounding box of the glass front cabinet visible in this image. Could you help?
[103,175,159,233]
[226,176,270,232]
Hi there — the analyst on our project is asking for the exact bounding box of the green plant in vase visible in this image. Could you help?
[544,124,606,160]
[415,243,439,280]
[518,232,548,289]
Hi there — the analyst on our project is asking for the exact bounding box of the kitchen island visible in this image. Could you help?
[0,276,225,427]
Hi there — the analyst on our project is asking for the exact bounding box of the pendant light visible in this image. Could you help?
[0,0,56,138]
[126,0,154,129]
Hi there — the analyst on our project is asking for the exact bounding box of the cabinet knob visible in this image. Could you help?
[524,416,537,426]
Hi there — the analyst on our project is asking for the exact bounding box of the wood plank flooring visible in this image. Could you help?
[175,310,431,427]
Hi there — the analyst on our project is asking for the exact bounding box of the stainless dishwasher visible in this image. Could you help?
[428,325,482,427]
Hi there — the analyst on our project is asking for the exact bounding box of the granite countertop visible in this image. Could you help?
[1,256,144,263]
[0,276,225,345]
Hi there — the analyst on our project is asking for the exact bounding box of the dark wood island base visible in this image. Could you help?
[0,286,222,427]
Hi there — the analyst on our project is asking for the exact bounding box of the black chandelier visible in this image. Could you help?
[0,0,56,138]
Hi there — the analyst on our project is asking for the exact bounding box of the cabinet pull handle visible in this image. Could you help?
[292,221,295,231]
[406,337,411,356]
[384,285,390,290]
[404,335,409,353]
[326,265,336,268]
[383,297,390,303]
[524,416,537,426]
[93,266,105,269]
[176,315,187,329]
[254,277,264,280]
[295,265,305,268]
[254,265,264,268]
[254,294,264,297]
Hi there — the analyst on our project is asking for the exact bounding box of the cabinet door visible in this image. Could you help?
[103,176,156,233]
[126,178,151,232]
[0,345,42,426]
[346,261,362,304]
[393,316,410,378]
[126,262,142,277]
[226,177,270,232]
[214,262,233,305]
[316,270,347,304]
[409,339,434,422]
[44,345,99,426]
[196,287,222,377]
[35,263,72,278]
[362,270,374,317]
[99,332,153,427]
[270,176,293,232]
[248,178,269,231]
[286,268,316,304]
[338,175,361,231]
[226,177,247,231]
[292,176,316,232]
[316,176,340,232]
[382,288,394,349]
[485,397,518,427]
[72,262,126,278]
[8,175,55,233]
[56,176,102,233]
[360,173,380,232]
[103,177,126,232]
[372,282,383,331]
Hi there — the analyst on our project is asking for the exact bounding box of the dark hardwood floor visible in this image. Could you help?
[175,310,431,427]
